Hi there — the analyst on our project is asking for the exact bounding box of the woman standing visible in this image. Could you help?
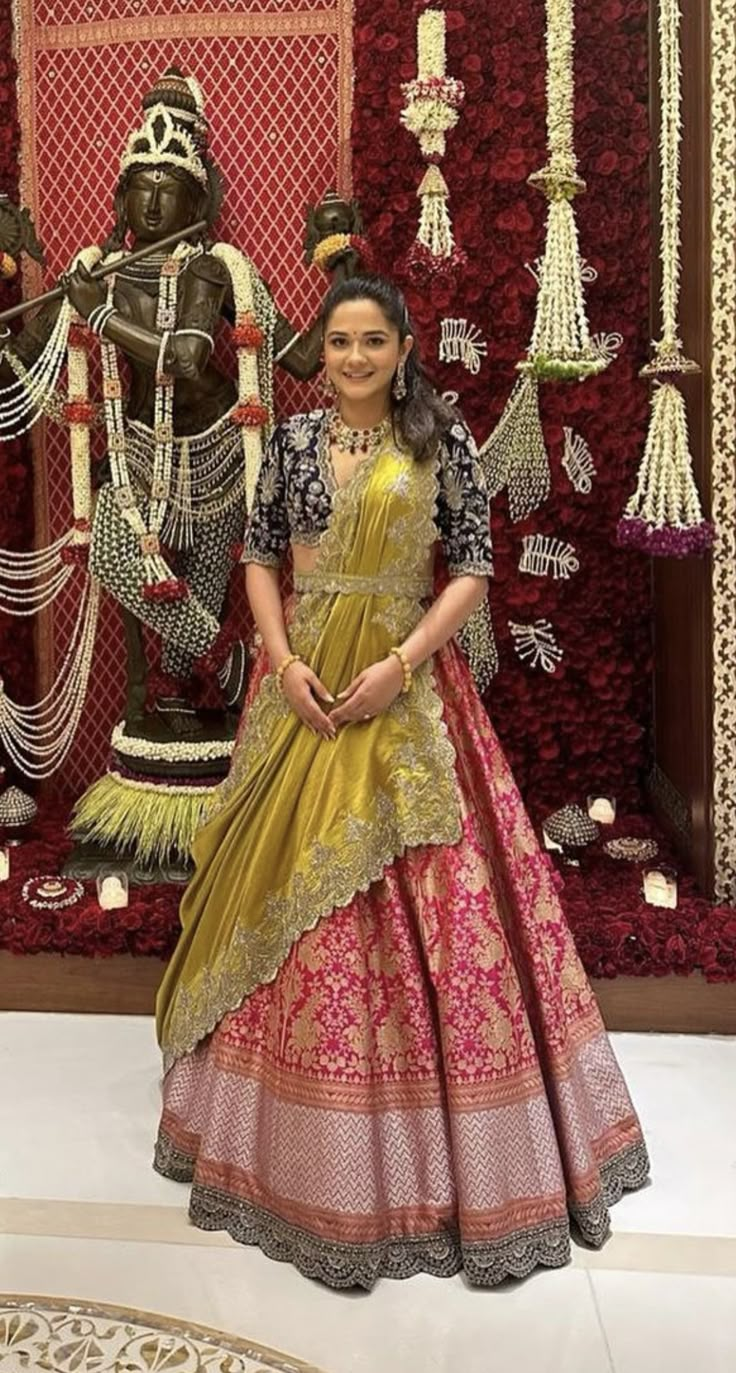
[155,275,649,1289]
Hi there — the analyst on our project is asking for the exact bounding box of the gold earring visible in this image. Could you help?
[393,359,407,400]
[322,369,337,401]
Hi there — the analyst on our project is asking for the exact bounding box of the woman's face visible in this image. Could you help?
[323,299,413,410]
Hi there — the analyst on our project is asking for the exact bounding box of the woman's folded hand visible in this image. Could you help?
[282,661,337,739]
[330,656,404,727]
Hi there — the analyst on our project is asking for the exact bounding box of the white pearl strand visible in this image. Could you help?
[0,577,100,777]
[0,301,73,437]
[0,532,75,616]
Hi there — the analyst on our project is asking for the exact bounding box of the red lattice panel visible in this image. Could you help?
[36,0,330,23]
[25,19,348,795]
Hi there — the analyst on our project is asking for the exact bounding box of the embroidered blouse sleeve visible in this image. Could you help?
[436,424,494,577]
[243,426,290,568]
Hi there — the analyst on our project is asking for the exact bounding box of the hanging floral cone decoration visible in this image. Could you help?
[617,0,714,557]
[402,6,467,285]
[480,0,609,523]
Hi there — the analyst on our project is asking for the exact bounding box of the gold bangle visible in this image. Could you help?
[389,645,412,695]
[275,652,302,688]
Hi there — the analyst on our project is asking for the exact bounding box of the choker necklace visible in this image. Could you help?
[118,251,174,283]
[328,410,393,457]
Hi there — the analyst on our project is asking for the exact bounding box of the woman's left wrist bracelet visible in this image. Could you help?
[389,646,412,695]
[276,652,302,688]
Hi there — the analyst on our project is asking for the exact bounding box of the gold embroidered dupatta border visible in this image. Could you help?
[157,443,462,1066]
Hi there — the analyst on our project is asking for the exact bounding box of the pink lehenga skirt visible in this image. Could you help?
[154,642,649,1288]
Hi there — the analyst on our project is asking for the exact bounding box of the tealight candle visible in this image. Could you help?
[587,795,617,825]
[0,846,8,881]
[642,864,678,909]
[97,872,129,911]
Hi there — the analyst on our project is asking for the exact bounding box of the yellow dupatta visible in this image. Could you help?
[156,441,463,1065]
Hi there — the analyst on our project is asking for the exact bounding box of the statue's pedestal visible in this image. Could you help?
[64,713,236,884]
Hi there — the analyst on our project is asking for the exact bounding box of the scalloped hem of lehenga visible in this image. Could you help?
[186,1185,572,1290]
[571,1141,651,1248]
[153,1135,650,1290]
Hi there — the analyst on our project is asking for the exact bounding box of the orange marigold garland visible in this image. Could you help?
[231,313,264,350]
[311,233,375,274]
[232,398,270,428]
[212,243,275,537]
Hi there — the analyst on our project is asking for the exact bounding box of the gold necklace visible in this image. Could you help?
[328,409,393,457]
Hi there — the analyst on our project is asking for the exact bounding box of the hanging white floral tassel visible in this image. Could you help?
[479,375,550,522]
[521,194,605,381]
[617,0,713,556]
[405,165,466,284]
[401,6,466,287]
[617,383,713,555]
[479,0,604,520]
[520,0,606,380]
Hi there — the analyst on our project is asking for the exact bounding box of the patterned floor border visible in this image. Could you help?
[0,1295,328,1373]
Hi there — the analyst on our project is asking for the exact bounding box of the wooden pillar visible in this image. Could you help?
[648,0,715,895]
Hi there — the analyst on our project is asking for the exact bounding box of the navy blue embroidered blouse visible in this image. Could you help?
[244,410,493,578]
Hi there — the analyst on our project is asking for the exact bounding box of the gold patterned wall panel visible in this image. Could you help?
[710,0,736,900]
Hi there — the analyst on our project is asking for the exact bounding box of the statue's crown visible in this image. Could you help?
[121,68,209,188]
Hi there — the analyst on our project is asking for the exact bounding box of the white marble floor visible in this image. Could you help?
[1,1013,736,1373]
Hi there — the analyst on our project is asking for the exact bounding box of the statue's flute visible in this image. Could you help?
[0,219,209,325]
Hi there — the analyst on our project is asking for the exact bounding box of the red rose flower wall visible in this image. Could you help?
[353,0,653,819]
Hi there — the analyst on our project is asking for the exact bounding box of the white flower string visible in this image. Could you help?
[525,255,597,287]
[456,597,498,696]
[0,534,74,616]
[480,0,606,521]
[111,721,234,763]
[22,877,84,910]
[619,384,712,549]
[509,619,564,673]
[617,0,714,556]
[604,837,660,862]
[0,244,101,607]
[438,318,488,374]
[100,245,193,598]
[66,245,104,554]
[519,534,580,580]
[400,10,465,159]
[561,427,596,494]
[0,575,100,778]
[211,243,274,521]
[0,303,72,437]
[402,8,466,283]
[522,0,605,382]
[480,376,550,522]
[590,331,623,366]
[414,165,456,262]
